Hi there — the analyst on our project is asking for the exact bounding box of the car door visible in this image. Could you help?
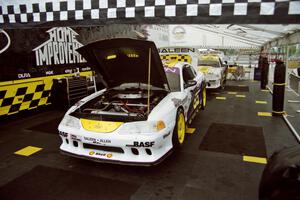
[182,64,201,120]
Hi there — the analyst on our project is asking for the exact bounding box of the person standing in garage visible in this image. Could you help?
[259,48,269,89]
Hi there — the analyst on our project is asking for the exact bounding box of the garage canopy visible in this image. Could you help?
[1,0,300,29]
[167,24,300,49]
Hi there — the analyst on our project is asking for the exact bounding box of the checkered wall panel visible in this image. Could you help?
[0,0,299,27]
[161,54,192,64]
[0,71,93,117]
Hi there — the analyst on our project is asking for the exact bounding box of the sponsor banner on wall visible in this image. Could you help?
[0,25,140,82]
[0,27,90,82]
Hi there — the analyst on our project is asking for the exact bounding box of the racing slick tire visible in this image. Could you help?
[172,108,186,149]
[200,86,207,110]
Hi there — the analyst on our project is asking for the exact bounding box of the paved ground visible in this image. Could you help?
[0,80,298,200]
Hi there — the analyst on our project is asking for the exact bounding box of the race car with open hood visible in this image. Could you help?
[58,38,206,166]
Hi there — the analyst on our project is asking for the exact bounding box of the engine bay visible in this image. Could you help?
[75,88,168,120]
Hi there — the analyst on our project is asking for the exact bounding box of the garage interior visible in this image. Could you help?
[0,1,300,200]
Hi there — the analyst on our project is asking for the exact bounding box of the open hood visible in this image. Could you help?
[77,38,170,90]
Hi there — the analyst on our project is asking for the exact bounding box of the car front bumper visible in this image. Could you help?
[206,79,221,89]
[59,124,174,166]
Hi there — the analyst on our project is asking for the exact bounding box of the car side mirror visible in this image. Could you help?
[184,80,197,88]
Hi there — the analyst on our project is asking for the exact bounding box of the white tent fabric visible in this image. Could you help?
[166,24,300,49]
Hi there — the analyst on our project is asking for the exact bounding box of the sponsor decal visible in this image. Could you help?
[59,131,68,137]
[172,26,186,40]
[164,67,180,74]
[95,152,106,156]
[107,154,113,158]
[65,69,73,74]
[81,67,91,71]
[126,141,155,147]
[45,70,54,75]
[83,137,111,145]
[171,96,188,107]
[18,73,31,79]
[0,29,11,54]
[89,151,95,155]
[33,27,86,66]
[163,132,171,139]
[70,134,81,142]
[158,47,195,54]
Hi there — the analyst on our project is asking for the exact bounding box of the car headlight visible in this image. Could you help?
[60,115,81,129]
[119,120,166,134]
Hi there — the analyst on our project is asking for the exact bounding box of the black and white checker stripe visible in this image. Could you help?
[0,0,299,27]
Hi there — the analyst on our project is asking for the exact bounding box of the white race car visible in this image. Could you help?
[198,54,227,89]
[58,38,206,166]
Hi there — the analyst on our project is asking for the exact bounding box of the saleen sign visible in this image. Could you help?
[33,27,86,66]
[158,48,195,54]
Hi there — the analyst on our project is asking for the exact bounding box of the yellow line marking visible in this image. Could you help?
[261,89,269,92]
[256,100,267,104]
[228,92,237,95]
[236,95,246,98]
[216,96,226,100]
[257,112,272,117]
[238,85,246,87]
[251,80,259,82]
[211,92,220,95]
[186,128,196,134]
[14,146,42,156]
[243,155,267,164]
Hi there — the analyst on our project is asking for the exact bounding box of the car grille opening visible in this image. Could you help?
[131,148,139,155]
[83,143,124,153]
[145,148,152,155]
[73,141,78,147]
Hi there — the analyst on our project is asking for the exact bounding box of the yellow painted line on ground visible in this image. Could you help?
[243,155,267,164]
[236,94,246,98]
[257,112,272,117]
[186,128,196,134]
[238,85,247,87]
[14,146,42,156]
[211,92,220,95]
[251,80,259,82]
[216,96,226,100]
[256,100,267,104]
[228,92,237,95]
[261,89,269,92]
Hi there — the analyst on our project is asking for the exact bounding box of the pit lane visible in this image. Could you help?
[0,80,298,200]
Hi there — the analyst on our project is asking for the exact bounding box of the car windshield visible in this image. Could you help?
[164,67,181,92]
[198,60,220,68]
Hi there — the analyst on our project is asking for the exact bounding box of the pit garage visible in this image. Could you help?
[0,1,300,200]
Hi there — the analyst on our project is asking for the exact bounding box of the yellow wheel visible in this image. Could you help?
[172,109,186,148]
[201,86,207,110]
[177,112,185,144]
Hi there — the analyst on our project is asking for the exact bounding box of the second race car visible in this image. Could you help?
[198,54,227,89]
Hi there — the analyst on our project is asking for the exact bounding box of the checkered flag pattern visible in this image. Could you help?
[161,54,192,63]
[0,83,51,116]
[0,0,299,26]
